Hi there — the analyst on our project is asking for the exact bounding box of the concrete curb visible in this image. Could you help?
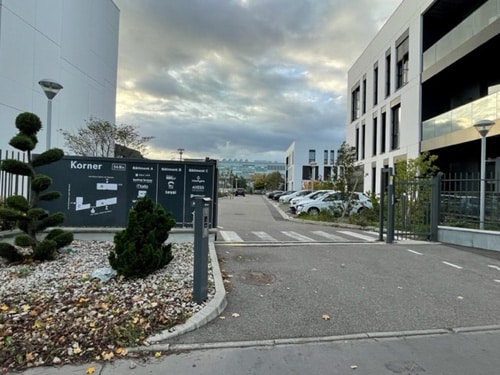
[140,240,227,345]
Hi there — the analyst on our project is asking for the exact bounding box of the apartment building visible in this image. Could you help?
[347,0,500,194]
[285,141,340,191]
[0,0,119,152]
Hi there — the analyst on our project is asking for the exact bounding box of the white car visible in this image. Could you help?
[279,189,312,203]
[289,190,334,213]
[296,192,373,216]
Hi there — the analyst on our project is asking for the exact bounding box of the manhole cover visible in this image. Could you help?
[238,270,275,285]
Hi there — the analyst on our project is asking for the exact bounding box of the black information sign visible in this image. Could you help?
[35,156,217,228]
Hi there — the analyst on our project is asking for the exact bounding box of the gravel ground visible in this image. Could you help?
[0,240,215,373]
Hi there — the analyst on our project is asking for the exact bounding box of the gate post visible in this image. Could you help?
[193,196,211,303]
[379,167,395,243]
[429,173,442,242]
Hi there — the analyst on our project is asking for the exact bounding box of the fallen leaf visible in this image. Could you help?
[154,351,162,358]
[219,316,226,320]
[0,304,8,311]
[25,352,34,361]
[322,314,330,320]
[231,313,240,318]
[85,367,96,374]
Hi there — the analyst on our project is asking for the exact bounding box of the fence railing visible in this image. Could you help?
[0,149,29,201]
[440,172,500,231]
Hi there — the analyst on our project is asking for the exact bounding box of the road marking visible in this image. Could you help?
[442,261,463,270]
[281,231,316,242]
[311,231,347,241]
[219,231,243,242]
[338,230,377,242]
[407,249,423,255]
[495,280,500,283]
[488,265,500,271]
[252,231,278,242]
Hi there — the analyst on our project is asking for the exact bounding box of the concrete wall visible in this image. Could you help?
[0,0,119,152]
[438,226,500,252]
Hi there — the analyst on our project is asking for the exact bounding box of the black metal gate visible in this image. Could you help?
[379,168,441,242]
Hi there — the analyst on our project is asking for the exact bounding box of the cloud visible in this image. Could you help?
[114,0,401,161]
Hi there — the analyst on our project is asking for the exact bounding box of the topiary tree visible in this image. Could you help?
[109,195,176,278]
[0,112,73,262]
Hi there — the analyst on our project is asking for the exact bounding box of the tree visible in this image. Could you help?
[265,171,284,190]
[333,141,363,216]
[0,112,73,262]
[250,174,266,191]
[59,118,154,157]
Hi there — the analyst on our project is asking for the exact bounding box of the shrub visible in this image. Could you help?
[0,112,73,263]
[109,195,176,278]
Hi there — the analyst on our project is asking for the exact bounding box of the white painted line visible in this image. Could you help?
[407,249,423,255]
[495,280,500,283]
[311,230,346,241]
[252,231,278,242]
[442,261,463,270]
[281,231,316,242]
[219,231,243,242]
[338,230,378,242]
[488,265,500,271]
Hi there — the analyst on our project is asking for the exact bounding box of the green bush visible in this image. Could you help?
[109,195,176,279]
[0,112,73,263]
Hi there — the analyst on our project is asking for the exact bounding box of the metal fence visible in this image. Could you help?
[440,172,500,231]
[0,149,29,201]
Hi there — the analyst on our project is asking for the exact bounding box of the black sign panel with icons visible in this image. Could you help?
[157,164,185,224]
[126,162,158,211]
[185,165,214,225]
[35,156,217,228]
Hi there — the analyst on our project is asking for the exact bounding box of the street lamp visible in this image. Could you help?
[177,148,184,161]
[39,79,63,150]
[473,119,495,230]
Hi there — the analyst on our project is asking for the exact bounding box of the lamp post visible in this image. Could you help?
[310,161,317,191]
[473,119,495,230]
[177,148,184,161]
[39,79,63,150]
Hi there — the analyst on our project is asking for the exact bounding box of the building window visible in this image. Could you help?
[373,64,378,106]
[396,33,409,89]
[381,112,386,153]
[361,124,366,160]
[372,116,378,156]
[371,166,377,193]
[362,77,367,114]
[351,85,361,121]
[385,51,391,97]
[330,150,335,165]
[323,150,328,164]
[308,149,316,163]
[355,128,360,160]
[391,105,400,150]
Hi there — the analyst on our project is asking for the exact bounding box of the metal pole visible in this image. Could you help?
[46,99,53,150]
[479,135,486,230]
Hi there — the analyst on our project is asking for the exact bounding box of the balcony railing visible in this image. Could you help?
[423,0,500,71]
[422,91,499,140]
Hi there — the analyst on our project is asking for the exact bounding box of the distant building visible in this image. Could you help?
[285,141,340,191]
[218,159,285,181]
[347,0,499,194]
[0,0,119,152]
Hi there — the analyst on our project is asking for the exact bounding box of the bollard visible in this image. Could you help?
[193,196,211,303]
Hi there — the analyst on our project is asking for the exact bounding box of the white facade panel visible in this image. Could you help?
[0,0,119,152]
[347,0,433,194]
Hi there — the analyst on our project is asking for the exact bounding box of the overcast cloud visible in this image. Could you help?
[113,0,401,162]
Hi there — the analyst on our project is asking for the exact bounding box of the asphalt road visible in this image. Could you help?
[168,194,500,345]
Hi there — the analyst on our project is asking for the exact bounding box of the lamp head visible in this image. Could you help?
[39,79,63,100]
[473,119,495,137]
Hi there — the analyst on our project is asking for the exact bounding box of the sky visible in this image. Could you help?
[113,0,402,162]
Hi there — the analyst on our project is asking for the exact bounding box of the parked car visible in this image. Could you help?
[273,190,294,200]
[267,190,284,199]
[235,188,246,196]
[296,191,373,216]
[289,190,334,213]
[279,189,312,203]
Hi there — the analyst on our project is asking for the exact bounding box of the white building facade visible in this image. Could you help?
[0,0,119,153]
[285,141,339,191]
[347,0,500,194]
